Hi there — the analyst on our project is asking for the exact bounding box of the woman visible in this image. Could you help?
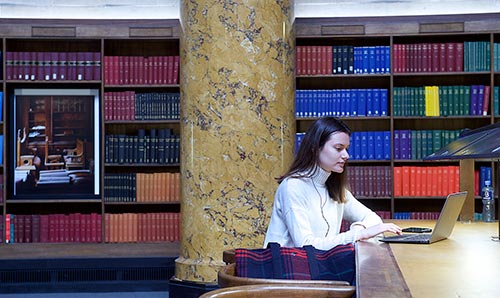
[264,117,401,250]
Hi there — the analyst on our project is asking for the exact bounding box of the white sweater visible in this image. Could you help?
[264,167,382,250]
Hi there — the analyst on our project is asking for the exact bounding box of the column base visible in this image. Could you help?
[169,277,218,298]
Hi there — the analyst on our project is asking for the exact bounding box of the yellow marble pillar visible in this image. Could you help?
[177,0,295,283]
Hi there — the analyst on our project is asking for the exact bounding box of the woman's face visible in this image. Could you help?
[318,132,350,173]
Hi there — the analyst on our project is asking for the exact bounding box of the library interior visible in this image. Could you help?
[0,1,499,298]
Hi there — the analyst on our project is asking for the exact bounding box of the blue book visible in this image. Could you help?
[393,130,401,160]
[383,131,391,160]
[400,130,410,160]
[384,46,391,73]
[352,132,361,160]
[351,89,358,116]
[374,131,384,160]
[372,89,381,116]
[362,47,369,74]
[360,132,368,160]
[380,89,388,116]
[367,132,375,160]
[357,89,367,116]
[366,89,373,116]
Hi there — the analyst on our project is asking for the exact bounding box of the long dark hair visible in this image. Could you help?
[278,117,351,203]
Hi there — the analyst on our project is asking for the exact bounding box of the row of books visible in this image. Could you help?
[104,212,180,243]
[393,42,464,73]
[103,55,179,85]
[104,172,180,203]
[349,131,391,161]
[296,45,391,75]
[393,85,495,116]
[105,128,180,164]
[295,89,388,118]
[463,41,491,72]
[394,166,460,197]
[5,51,101,81]
[104,91,180,121]
[348,166,392,197]
[394,41,489,73]
[493,43,500,72]
[394,129,462,160]
[5,213,102,243]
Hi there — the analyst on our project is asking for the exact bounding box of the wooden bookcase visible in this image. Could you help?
[0,19,181,245]
[295,13,500,220]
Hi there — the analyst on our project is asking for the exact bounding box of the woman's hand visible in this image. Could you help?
[355,223,402,241]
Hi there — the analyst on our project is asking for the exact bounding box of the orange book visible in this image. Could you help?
[401,166,411,197]
[135,173,143,202]
[415,166,422,197]
[132,213,138,242]
[441,166,449,196]
[174,172,181,202]
[431,167,439,196]
[393,167,402,197]
[425,166,433,196]
[409,166,417,196]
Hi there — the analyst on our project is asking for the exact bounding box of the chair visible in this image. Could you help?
[63,139,85,169]
[218,263,352,289]
[45,136,65,169]
[199,284,356,298]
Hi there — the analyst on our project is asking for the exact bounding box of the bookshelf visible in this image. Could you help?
[295,14,500,220]
[0,19,181,245]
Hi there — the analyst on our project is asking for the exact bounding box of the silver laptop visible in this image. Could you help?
[380,191,467,244]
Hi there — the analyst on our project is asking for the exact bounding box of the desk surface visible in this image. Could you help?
[358,220,500,298]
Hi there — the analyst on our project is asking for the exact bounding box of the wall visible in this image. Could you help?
[0,0,498,19]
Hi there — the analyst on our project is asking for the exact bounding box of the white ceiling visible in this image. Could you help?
[0,0,498,19]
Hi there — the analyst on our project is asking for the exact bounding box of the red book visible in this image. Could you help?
[296,46,303,75]
[455,42,464,72]
[21,51,30,80]
[439,43,446,72]
[153,56,159,84]
[401,166,411,196]
[409,166,417,196]
[159,56,166,84]
[104,213,110,243]
[39,215,49,242]
[483,85,491,115]
[304,46,312,75]
[167,56,174,84]
[32,214,40,243]
[445,43,454,72]
[393,167,402,197]
[431,43,439,72]
[103,56,111,85]
[122,55,130,85]
[173,56,179,84]
[91,213,98,242]
[5,214,11,243]
[421,43,429,72]
[326,46,333,75]
[138,56,145,85]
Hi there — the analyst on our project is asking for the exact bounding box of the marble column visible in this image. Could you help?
[177,0,295,283]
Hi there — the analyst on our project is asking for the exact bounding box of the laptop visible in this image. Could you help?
[380,191,467,244]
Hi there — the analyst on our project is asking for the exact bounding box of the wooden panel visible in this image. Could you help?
[321,25,364,35]
[459,159,475,221]
[32,26,76,37]
[419,22,464,33]
[130,27,173,37]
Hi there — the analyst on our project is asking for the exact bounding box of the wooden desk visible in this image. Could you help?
[357,220,500,298]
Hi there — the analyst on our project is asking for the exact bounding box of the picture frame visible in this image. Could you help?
[9,88,101,200]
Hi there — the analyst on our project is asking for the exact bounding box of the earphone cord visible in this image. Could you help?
[312,178,330,237]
